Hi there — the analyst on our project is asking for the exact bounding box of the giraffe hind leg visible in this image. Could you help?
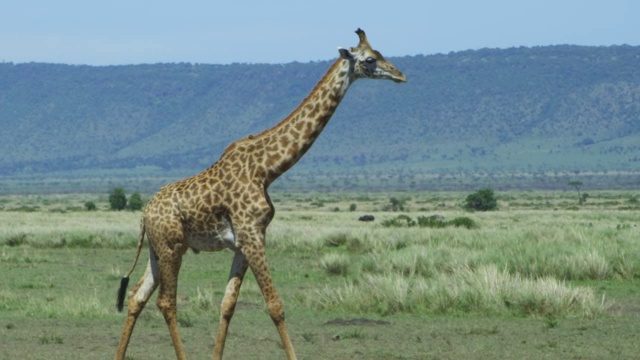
[213,251,249,360]
[114,249,160,360]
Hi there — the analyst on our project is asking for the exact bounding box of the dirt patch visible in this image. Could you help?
[323,318,391,326]
[607,301,640,315]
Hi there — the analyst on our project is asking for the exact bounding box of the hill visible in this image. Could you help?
[1,45,639,192]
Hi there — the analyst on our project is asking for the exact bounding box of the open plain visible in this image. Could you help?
[1,191,639,359]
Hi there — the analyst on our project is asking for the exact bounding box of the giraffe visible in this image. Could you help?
[114,28,406,360]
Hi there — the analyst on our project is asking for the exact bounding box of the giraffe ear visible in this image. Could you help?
[338,47,354,60]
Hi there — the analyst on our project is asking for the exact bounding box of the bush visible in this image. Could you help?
[381,214,415,227]
[108,187,127,211]
[127,192,144,211]
[449,216,477,229]
[383,197,409,212]
[382,215,478,229]
[464,189,498,211]
[84,201,97,211]
[5,234,28,247]
[417,216,447,228]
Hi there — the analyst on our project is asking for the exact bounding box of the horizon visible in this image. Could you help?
[2,43,637,67]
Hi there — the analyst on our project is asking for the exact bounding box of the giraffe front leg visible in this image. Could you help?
[155,243,188,360]
[213,251,249,360]
[244,242,297,360]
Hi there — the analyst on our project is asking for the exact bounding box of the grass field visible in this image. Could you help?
[1,191,639,359]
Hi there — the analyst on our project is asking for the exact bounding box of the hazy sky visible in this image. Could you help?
[1,0,638,65]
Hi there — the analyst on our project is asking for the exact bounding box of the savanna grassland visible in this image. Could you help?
[1,191,639,359]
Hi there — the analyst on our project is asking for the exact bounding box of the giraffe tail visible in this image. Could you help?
[117,220,146,312]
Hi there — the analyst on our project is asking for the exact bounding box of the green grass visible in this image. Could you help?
[0,191,639,359]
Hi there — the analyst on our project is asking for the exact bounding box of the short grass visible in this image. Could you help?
[0,190,639,359]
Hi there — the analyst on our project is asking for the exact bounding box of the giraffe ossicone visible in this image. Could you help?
[114,28,405,360]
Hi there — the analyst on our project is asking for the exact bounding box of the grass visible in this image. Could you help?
[309,266,604,317]
[0,190,639,359]
[38,334,64,345]
[319,253,351,276]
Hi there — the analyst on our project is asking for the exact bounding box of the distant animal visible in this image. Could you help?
[359,215,375,222]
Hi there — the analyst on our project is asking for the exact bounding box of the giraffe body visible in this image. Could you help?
[115,28,406,360]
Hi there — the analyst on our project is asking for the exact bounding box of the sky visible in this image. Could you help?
[1,0,638,66]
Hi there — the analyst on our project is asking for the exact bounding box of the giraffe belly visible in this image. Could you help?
[187,226,235,252]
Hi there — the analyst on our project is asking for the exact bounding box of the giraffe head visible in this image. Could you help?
[338,28,406,83]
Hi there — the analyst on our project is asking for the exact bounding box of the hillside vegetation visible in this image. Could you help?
[1,45,639,192]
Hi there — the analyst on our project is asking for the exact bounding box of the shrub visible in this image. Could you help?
[127,192,144,211]
[108,187,127,211]
[310,199,325,207]
[5,234,28,247]
[382,215,478,229]
[381,214,415,227]
[464,189,498,211]
[8,205,39,212]
[84,201,97,211]
[383,197,409,212]
[449,217,477,229]
[417,216,447,228]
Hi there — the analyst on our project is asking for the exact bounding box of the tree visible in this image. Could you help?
[567,181,586,205]
[464,188,498,211]
[109,187,127,211]
[128,192,144,211]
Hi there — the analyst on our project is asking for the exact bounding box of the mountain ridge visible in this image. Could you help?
[1,44,639,191]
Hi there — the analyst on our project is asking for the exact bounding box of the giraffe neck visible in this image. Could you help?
[253,58,354,185]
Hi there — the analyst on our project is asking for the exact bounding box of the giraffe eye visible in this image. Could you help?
[365,57,375,64]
